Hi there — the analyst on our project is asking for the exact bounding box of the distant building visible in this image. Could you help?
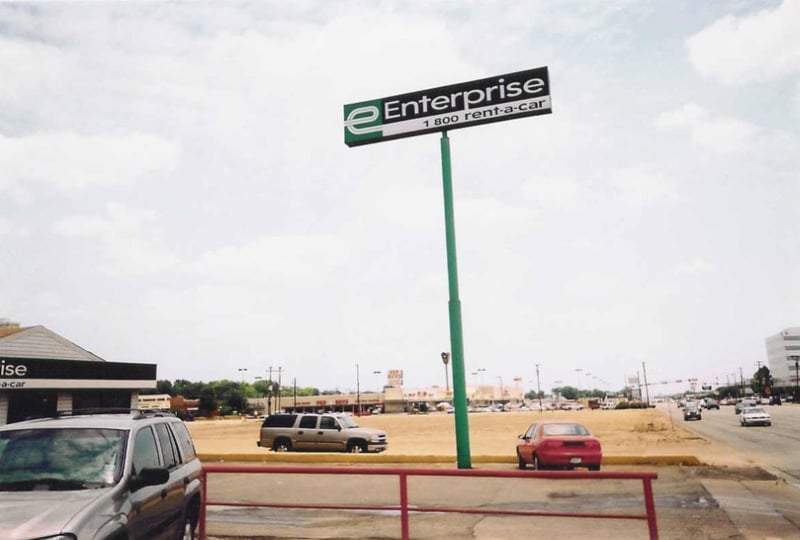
[765,327,800,387]
[0,319,157,425]
[137,393,172,410]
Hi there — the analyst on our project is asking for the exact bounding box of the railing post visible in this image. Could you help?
[199,470,208,540]
[399,472,409,540]
[642,477,659,540]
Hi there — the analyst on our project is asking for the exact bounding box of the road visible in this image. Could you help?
[659,401,800,482]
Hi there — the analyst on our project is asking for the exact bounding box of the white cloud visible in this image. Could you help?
[654,104,794,157]
[54,203,179,276]
[686,0,800,85]
[690,116,762,155]
[521,175,582,210]
[0,132,179,194]
[674,258,714,276]
[608,167,675,207]
[654,103,708,130]
[187,234,352,285]
[0,37,69,99]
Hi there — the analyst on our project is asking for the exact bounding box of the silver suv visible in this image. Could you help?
[257,413,388,453]
[0,410,202,540]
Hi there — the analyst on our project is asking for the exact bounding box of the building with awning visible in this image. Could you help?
[0,319,156,425]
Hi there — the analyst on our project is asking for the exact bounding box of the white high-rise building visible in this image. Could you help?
[765,328,800,387]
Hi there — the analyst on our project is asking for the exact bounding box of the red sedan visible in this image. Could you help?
[516,420,602,471]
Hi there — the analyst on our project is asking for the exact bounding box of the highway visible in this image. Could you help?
[658,401,800,482]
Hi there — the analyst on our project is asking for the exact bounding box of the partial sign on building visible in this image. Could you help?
[344,67,551,147]
[387,369,404,387]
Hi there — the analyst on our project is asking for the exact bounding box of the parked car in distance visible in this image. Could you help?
[560,401,584,411]
[735,398,757,414]
[0,409,203,540]
[257,413,388,453]
[701,398,720,410]
[740,406,772,427]
[516,420,602,471]
[683,402,702,421]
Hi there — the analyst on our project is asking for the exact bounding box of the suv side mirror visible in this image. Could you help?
[130,467,169,491]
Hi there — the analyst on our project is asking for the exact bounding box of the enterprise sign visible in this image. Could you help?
[344,67,551,147]
[0,357,157,390]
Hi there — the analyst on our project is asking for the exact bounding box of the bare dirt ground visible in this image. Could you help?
[186,407,745,466]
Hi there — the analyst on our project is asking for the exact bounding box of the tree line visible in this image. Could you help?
[143,379,334,417]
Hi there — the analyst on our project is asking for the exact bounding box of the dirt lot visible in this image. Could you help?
[186,406,747,466]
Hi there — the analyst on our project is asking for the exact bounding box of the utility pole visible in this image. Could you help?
[641,362,651,407]
[276,367,283,413]
[739,366,745,396]
[268,366,273,415]
[356,363,361,416]
[535,363,543,412]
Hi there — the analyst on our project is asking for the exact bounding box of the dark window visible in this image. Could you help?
[7,391,58,424]
[73,391,132,411]
[170,421,196,462]
[132,427,160,474]
[154,423,179,469]
[298,415,318,429]
[319,416,338,430]
[262,414,297,428]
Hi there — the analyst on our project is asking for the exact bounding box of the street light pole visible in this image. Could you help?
[641,361,651,407]
[237,368,248,383]
[441,352,450,395]
[496,376,504,407]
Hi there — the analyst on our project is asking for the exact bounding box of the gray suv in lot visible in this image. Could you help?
[0,410,203,540]
[257,413,388,453]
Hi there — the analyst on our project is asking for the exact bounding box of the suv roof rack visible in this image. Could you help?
[48,408,177,420]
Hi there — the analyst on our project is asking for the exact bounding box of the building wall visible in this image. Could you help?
[766,327,800,385]
[0,394,7,424]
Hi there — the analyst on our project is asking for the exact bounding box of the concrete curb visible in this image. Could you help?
[197,453,702,466]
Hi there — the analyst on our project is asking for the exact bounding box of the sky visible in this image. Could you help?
[1,1,799,397]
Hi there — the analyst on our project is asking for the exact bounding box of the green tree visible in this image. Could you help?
[156,380,174,395]
[525,389,544,400]
[173,379,205,399]
[752,366,773,396]
[225,388,248,414]
[198,386,217,416]
[553,386,579,400]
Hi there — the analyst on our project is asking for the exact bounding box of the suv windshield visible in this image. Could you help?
[337,415,358,429]
[0,428,127,491]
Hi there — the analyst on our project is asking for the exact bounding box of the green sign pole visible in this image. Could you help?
[440,131,472,469]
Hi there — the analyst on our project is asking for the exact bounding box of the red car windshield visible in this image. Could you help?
[542,423,590,436]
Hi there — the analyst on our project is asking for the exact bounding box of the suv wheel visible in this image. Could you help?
[272,439,293,452]
[347,440,366,453]
[178,514,197,540]
[517,451,526,470]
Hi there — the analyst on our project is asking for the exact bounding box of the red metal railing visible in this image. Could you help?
[199,465,659,540]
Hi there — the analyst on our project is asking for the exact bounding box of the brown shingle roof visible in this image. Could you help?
[0,325,27,339]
